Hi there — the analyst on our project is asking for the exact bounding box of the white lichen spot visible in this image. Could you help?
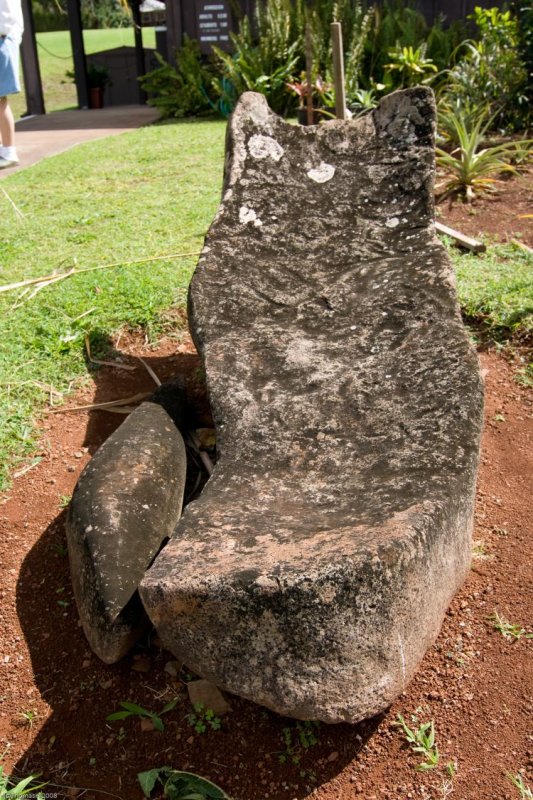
[385,217,400,228]
[248,134,284,162]
[307,162,335,183]
[239,206,263,227]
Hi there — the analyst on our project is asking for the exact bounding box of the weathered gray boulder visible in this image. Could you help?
[140,89,484,722]
[67,383,187,663]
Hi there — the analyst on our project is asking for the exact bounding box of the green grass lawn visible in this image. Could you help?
[11,27,157,120]
[0,115,531,489]
[452,244,533,337]
[0,117,225,489]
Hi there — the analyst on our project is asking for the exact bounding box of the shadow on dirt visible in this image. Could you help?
[14,341,384,800]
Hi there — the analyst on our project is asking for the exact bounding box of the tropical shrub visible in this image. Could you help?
[435,108,532,201]
[140,38,217,118]
[304,0,374,101]
[364,0,427,83]
[509,0,533,129]
[213,0,375,114]
[359,1,466,92]
[441,6,529,131]
[213,5,302,117]
[384,43,437,88]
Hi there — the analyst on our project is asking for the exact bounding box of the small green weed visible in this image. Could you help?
[19,710,37,729]
[56,587,69,609]
[508,772,533,799]
[438,760,459,798]
[394,713,439,771]
[278,720,320,765]
[49,541,68,557]
[138,766,230,798]
[187,703,221,734]
[107,698,178,732]
[491,612,533,641]
[0,764,47,799]
[59,494,72,509]
[515,364,533,389]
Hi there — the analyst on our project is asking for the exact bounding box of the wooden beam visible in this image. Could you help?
[435,221,486,253]
[66,0,88,109]
[20,0,45,115]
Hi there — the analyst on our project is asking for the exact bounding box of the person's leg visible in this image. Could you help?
[0,96,15,147]
[0,35,20,167]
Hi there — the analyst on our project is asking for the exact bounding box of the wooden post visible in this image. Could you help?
[66,0,89,109]
[331,22,346,120]
[20,0,45,115]
[305,21,313,125]
[165,0,182,62]
[130,0,147,103]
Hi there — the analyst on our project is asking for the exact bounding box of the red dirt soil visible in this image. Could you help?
[436,167,533,248]
[0,180,532,800]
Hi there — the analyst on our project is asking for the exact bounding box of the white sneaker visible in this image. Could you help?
[0,155,19,169]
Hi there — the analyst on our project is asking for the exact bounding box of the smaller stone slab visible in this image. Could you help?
[67,383,187,663]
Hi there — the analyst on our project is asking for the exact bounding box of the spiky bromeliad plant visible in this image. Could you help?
[436,109,532,202]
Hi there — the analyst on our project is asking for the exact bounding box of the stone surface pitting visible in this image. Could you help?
[67,386,187,663]
[140,89,484,722]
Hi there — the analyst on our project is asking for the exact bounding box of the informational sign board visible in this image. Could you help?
[194,0,232,53]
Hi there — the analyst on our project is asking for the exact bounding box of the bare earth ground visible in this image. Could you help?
[0,181,532,800]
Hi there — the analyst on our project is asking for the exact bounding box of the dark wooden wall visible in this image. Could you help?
[416,0,504,25]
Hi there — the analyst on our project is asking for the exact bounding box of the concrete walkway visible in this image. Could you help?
[0,105,159,178]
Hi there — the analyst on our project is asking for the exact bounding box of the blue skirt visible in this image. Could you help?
[0,35,21,97]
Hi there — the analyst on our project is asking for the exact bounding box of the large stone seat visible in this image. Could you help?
[140,88,484,723]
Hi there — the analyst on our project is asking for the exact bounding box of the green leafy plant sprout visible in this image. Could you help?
[394,713,439,771]
[508,772,533,799]
[138,766,231,799]
[50,541,68,557]
[278,720,320,765]
[59,494,72,509]
[107,698,178,732]
[187,703,221,734]
[0,764,47,799]
[19,709,37,729]
[491,612,533,641]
